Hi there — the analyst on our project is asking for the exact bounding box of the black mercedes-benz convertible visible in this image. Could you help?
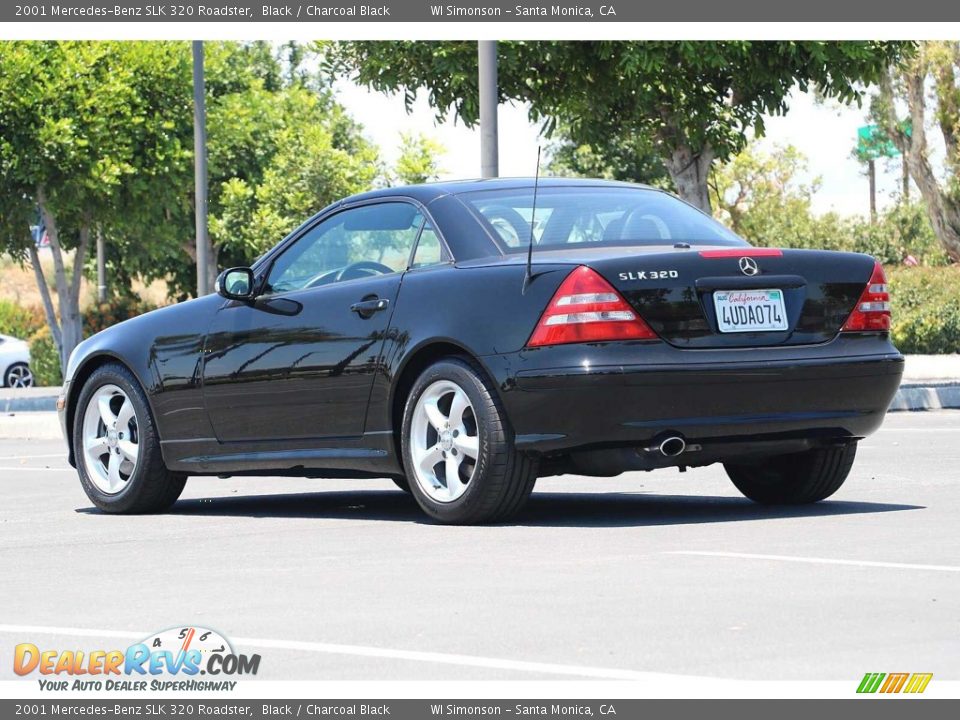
[59,178,904,524]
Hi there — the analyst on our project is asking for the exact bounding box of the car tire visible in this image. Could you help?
[401,357,537,524]
[73,362,186,513]
[4,362,34,388]
[724,443,857,504]
[392,477,411,493]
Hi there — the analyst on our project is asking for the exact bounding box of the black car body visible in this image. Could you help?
[60,179,904,523]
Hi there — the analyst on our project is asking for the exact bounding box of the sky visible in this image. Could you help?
[333,79,915,219]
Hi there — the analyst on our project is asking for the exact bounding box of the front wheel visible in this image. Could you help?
[73,363,186,513]
[401,358,537,524]
[725,443,857,504]
[4,362,34,388]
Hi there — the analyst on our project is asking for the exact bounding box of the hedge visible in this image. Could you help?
[0,299,45,340]
[888,266,960,355]
[27,325,62,387]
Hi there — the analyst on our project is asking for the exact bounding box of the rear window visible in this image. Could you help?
[461,186,744,252]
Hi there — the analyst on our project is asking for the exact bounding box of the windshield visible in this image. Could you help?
[461,186,745,252]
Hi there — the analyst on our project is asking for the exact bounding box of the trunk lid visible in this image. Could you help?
[578,246,876,348]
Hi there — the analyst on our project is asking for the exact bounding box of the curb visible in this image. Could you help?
[0,395,57,413]
[888,382,960,412]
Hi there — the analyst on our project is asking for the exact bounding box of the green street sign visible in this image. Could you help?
[856,122,911,161]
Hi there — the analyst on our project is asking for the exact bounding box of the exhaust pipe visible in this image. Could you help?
[657,435,686,457]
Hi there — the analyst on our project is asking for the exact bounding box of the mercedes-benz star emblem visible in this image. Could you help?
[739,257,760,276]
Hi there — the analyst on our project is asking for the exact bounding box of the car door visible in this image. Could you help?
[202,201,426,443]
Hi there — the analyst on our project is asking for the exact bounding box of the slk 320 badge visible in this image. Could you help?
[618,270,679,281]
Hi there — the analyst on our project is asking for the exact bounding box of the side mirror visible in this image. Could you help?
[216,267,255,301]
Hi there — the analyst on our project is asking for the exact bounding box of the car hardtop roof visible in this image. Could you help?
[341,177,659,205]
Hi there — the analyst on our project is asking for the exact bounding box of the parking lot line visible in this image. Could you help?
[0,466,72,472]
[667,551,960,573]
[0,453,66,460]
[0,623,697,681]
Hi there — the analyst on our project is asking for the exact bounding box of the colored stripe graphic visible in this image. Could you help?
[857,673,886,693]
[857,672,932,694]
[904,673,934,694]
[880,673,910,693]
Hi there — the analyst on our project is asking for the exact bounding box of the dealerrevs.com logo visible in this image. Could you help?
[14,626,260,692]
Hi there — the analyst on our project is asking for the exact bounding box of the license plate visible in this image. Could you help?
[713,289,788,333]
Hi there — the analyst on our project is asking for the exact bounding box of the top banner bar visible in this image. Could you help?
[5,0,960,23]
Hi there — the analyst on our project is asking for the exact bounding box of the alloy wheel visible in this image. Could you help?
[81,384,140,494]
[6,364,33,388]
[409,380,480,503]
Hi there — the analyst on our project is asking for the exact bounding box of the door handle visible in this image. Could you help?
[350,297,390,317]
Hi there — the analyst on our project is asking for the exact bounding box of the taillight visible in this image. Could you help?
[527,266,659,347]
[842,261,891,332]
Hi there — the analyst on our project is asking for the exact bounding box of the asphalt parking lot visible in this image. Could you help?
[1,410,958,682]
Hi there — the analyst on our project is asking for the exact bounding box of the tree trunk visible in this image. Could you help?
[878,60,960,262]
[663,143,715,213]
[36,187,91,374]
[59,224,90,372]
[27,243,61,350]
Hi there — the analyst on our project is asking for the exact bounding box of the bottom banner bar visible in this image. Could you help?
[1,699,955,719]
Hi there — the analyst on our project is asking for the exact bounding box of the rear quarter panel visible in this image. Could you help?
[366,262,571,433]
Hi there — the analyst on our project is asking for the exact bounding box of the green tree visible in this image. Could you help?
[391,132,445,185]
[0,40,382,373]
[546,131,671,188]
[0,41,192,370]
[712,143,824,244]
[329,41,910,212]
[207,84,380,273]
[100,42,379,300]
[873,41,960,261]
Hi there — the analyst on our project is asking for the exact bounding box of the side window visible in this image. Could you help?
[265,203,424,295]
[411,222,446,269]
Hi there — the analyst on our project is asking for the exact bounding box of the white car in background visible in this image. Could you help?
[0,334,33,388]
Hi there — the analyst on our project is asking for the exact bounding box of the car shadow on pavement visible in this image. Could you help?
[106,489,924,528]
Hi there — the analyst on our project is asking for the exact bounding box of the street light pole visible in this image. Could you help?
[478,41,499,179]
[192,40,212,296]
[96,228,106,303]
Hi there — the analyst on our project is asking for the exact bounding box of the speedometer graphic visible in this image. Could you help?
[139,626,233,660]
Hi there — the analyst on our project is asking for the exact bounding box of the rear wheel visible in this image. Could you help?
[725,443,857,504]
[73,363,186,513]
[401,358,537,524]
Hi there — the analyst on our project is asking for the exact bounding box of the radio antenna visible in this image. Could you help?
[522,146,541,295]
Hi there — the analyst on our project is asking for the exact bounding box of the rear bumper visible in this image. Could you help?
[483,334,903,459]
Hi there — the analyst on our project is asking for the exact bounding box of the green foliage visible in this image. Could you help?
[329,41,912,206]
[713,142,825,246]
[546,134,672,189]
[28,326,62,386]
[209,86,380,266]
[714,143,949,265]
[0,41,380,305]
[391,132,445,185]
[888,266,960,354]
[0,300,45,340]
[846,203,949,267]
[0,41,193,261]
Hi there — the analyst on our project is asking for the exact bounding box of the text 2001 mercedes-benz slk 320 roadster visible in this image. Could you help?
[59,178,904,524]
